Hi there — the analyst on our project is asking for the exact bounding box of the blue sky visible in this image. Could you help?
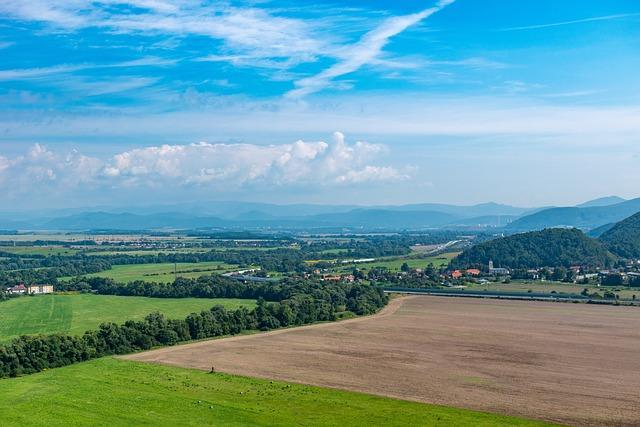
[0,0,639,209]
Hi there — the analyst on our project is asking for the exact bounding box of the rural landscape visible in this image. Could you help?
[2,0,639,426]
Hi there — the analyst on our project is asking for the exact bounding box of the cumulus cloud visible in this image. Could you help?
[0,133,408,201]
[99,131,402,187]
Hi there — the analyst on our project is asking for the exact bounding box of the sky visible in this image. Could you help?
[0,0,639,210]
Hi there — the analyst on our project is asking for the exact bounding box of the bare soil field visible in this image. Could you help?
[125,296,640,426]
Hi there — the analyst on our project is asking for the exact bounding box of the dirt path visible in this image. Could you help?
[124,296,640,426]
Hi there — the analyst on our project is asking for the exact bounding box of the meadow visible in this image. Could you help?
[80,261,242,283]
[0,246,80,256]
[83,248,210,256]
[467,280,640,300]
[0,294,255,344]
[0,357,554,426]
[326,252,459,273]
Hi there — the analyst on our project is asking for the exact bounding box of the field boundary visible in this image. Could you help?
[122,296,409,361]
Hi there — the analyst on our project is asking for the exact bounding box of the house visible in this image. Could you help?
[7,284,27,294]
[465,268,481,276]
[451,270,463,279]
[27,284,54,295]
[321,275,342,282]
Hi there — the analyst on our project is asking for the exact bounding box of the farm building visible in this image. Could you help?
[27,284,54,295]
[6,284,27,294]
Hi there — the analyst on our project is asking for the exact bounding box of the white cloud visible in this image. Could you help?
[0,1,326,71]
[0,1,457,95]
[0,133,406,199]
[100,131,399,187]
[0,56,175,81]
[497,13,640,32]
[286,0,455,98]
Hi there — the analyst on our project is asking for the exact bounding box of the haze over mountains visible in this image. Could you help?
[0,196,637,233]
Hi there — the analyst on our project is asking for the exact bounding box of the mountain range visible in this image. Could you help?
[506,197,640,232]
[0,196,636,232]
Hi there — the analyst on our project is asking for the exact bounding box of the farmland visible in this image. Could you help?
[0,357,554,426]
[0,294,255,344]
[128,296,640,427]
[80,261,243,283]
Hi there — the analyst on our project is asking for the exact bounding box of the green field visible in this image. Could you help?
[80,261,242,283]
[467,280,640,300]
[83,248,210,256]
[0,246,79,256]
[0,358,555,426]
[326,252,459,274]
[0,294,256,344]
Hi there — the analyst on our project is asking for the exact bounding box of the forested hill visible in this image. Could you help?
[452,228,614,269]
[599,211,640,259]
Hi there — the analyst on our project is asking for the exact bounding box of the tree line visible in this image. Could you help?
[0,278,387,378]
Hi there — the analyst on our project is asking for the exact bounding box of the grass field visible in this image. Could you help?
[80,261,242,283]
[467,280,640,300]
[0,294,256,344]
[327,252,459,274]
[83,248,211,256]
[0,246,80,256]
[0,358,554,426]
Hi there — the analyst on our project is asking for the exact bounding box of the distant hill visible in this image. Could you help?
[506,198,640,232]
[452,228,614,269]
[376,202,534,217]
[2,198,636,232]
[445,215,517,227]
[599,212,640,259]
[587,223,615,238]
[577,196,626,208]
[304,209,458,228]
[43,212,227,231]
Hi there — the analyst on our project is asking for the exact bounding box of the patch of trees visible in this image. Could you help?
[599,212,640,259]
[0,278,387,378]
[0,256,111,285]
[452,228,614,269]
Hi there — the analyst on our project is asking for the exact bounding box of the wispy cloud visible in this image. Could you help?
[0,41,13,49]
[286,0,455,98]
[0,1,327,72]
[497,13,640,31]
[0,56,175,81]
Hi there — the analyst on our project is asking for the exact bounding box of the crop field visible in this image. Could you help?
[0,294,255,344]
[0,358,553,426]
[81,261,242,282]
[127,296,640,427]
